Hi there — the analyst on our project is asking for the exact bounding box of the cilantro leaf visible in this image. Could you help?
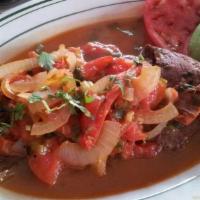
[55,91,92,117]
[133,54,144,65]
[0,122,11,134]
[28,94,42,103]
[109,75,125,95]
[38,52,55,71]
[11,103,26,123]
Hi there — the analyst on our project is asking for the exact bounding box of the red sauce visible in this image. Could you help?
[2,18,200,199]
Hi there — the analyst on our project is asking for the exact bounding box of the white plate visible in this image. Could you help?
[0,0,200,199]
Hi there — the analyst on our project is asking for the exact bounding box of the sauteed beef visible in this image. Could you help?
[143,45,200,150]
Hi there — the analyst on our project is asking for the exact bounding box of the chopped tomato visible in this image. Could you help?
[121,122,146,142]
[82,56,113,81]
[54,58,68,69]
[10,120,34,143]
[121,142,134,159]
[106,57,132,75]
[0,138,14,155]
[144,0,200,53]
[80,86,121,149]
[29,151,62,185]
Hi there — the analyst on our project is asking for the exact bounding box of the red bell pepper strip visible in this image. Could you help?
[80,97,103,132]
[80,86,121,149]
[106,58,132,75]
[82,56,113,81]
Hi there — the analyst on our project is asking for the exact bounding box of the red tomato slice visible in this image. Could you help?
[29,152,62,185]
[144,0,200,53]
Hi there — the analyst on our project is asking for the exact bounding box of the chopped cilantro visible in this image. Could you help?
[109,75,125,95]
[133,54,145,65]
[28,94,42,103]
[84,92,94,104]
[0,122,10,134]
[38,52,55,71]
[11,103,26,124]
[54,91,92,117]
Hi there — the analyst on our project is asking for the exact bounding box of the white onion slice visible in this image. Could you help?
[132,66,161,102]
[137,103,179,124]
[146,122,167,140]
[58,121,121,176]
[0,58,37,80]
[31,106,70,136]
[91,75,111,94]
[10,72,47,93]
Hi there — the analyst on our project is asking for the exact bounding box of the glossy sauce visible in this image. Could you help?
[2,18,200,199]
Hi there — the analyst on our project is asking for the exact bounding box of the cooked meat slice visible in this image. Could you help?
[157,117,200,150]
[142,45,200,87]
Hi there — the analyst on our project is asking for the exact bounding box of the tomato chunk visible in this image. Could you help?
[29,152,62,185]
[144,0,200,53]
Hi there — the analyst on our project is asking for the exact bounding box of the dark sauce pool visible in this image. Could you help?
[2,18,200,199]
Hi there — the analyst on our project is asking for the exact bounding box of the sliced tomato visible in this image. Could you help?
[144,0,200,53]
[29,151,62,185]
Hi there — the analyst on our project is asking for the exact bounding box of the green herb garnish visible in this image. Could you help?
[28,94,42,103]
[134,54,145,65]
[38,52,55,71]
[11,103,26,123]
[54,91,92,117]
[110,75,125,95]
[84,92,94,104]
[0,122,11,134]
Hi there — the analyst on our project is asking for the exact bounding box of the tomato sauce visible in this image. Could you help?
[2,18,200,199]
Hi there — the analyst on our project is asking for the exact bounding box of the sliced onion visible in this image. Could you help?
[146,122,167,140]
[31,106,70,136]
[137,103,179,124]
[1,74,16,100]
[123,87,134,102]
[10,72,47,93]
[0,58,37,80]
[51,45,77,71]
[58,121,121,176]
[91,75,111,94]
[132,66,161,102]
